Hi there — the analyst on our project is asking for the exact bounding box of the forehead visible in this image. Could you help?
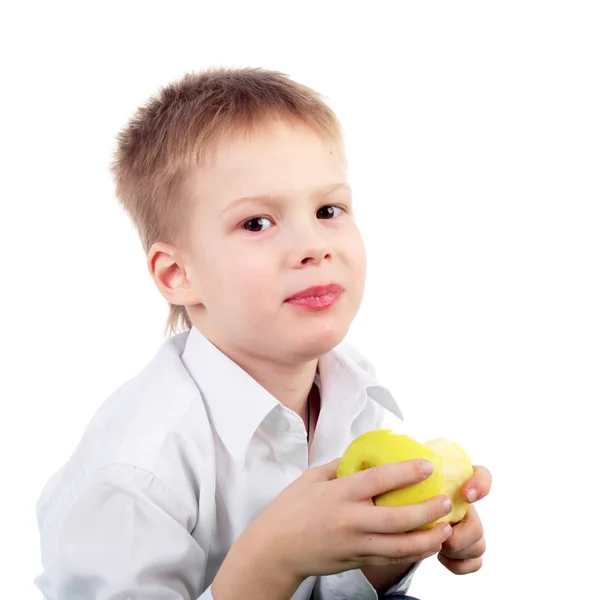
[181,120,347,209]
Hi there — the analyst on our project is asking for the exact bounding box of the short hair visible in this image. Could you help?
[110,67,344,336]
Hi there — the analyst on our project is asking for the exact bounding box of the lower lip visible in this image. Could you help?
[285,290,343,310]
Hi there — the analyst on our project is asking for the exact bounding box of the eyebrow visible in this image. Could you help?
[221,182,351,215]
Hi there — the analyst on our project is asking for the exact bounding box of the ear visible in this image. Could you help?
[147,241,202,307]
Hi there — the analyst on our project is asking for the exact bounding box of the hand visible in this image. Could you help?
[438,465,492,574]
[234,458,454,582]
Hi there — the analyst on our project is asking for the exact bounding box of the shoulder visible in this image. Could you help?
[36,332,215,530]
[80,331,211,469]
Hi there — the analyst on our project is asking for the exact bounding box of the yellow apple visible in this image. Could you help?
[337,429,474,530]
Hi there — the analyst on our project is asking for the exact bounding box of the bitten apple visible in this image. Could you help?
[337,429,474,529]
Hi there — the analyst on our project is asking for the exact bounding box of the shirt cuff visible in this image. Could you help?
[379,561,421,596]
[313,561,420,600]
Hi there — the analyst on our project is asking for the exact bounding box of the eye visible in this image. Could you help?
[242,216,274,232]
[316,205,344,219]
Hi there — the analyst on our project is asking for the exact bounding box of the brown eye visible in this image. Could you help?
[317,205,343,219]
[243,217,274,232]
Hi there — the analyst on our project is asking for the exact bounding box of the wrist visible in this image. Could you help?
[360,562,415,594]
[212,532,303,600]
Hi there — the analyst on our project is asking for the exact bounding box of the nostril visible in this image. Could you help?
[300,252,330,265]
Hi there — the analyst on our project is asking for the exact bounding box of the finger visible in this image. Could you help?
[441,536,486,560]
[461,465,492,503]
[362,521,452,563]
[340,459,434,501]
[307,458,341,482]
[438,553,483,575]
[360,495,453,534]
[363,544,440,568]
[441,506,484,556]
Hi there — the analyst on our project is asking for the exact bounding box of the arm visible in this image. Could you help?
[211,533,303,600]
[36,464,210,599]
[37,463,302,600]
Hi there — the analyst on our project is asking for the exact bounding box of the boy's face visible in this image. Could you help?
[178,120,366,363]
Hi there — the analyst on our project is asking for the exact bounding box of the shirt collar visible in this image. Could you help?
[181,327,280,463]
[319,343,404,422]
[180,326,403,462]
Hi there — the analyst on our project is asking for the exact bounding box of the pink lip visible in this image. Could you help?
[285,284,344,310]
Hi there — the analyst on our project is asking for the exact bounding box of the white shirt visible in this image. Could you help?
[35,326,418,599]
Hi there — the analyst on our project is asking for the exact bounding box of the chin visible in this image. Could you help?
[293,318,351,360]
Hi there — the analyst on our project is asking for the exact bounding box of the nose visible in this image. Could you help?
[300,247,331,266]
[289,221,332,268]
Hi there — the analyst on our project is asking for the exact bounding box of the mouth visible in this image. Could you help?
[284,283,345,310]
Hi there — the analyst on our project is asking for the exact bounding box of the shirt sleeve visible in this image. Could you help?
[35,463,212,600]
[312,562,420,599]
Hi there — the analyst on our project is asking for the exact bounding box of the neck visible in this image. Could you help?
[197,328,318,417]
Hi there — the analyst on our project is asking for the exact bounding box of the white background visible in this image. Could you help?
[1,1,599,598]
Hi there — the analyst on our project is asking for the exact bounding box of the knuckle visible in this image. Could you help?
[383,509,400,532]
[393,541,409,558]
[342,534,362,559]
[404,536,430,556]
[426,497,446,523]
[474,521,485,539]
[442,535,457,554]
[430,533,444,553]
[408,541,423,557]
[457,558,483,575]
[476,537,486,557]
[424,504,438,525]
[457,558,481,574]
[397,538,418,558]
[443,558,463,575]
[363,556,384,568]
[369,466,387,493]
[390,554,412,566]
[413,459,425,479]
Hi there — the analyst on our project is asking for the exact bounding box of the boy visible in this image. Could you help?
[35,67,490,599]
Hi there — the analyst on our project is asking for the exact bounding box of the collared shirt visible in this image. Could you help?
[35,326,418,599]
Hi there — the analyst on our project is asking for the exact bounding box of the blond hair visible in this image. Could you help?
[110,67,344,337]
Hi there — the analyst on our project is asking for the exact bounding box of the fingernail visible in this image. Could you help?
[442,497,452,514]
[421,461,434,476]
[467,488,478,502]
[443,524,453,538]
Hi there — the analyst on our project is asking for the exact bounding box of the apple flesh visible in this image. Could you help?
[337,429,474,530]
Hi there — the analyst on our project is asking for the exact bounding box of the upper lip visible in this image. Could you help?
[285,283,344,301]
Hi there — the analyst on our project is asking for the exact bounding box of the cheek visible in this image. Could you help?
[213,247,277,304]
[221,256,281,328]
[346,229,367,280]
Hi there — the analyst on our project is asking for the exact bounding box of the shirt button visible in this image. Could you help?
[279,419,291,431]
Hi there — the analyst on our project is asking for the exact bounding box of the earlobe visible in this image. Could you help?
[147,242,201,306]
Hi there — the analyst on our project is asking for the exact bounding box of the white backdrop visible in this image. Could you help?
[1,1,599,598]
